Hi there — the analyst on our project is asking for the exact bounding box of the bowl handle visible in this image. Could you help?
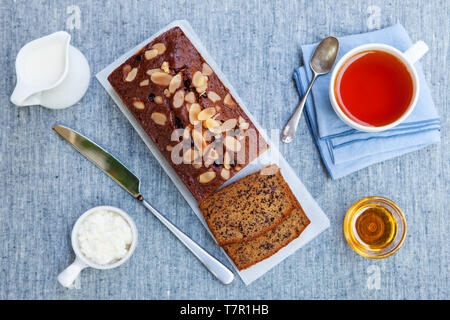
[57,256,88,288]
[404,40,429,65]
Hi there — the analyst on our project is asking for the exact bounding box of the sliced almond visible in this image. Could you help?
[124,67,138,82]
[173,90,185,108]
[151,72,173,86]
[237,116,249,130]
[122,64,131,77]
[220,119,238,132]
[235,166,242,171]
[192,163,202,169]
[154,96,163,104]
[192,129,206,152]
[147,68,162,76]
[207,91,221,103]
[196,82,207,94]
[223,136,241,152]
[133,99,145,110]
[197,107,216,121]
[205,118,221,131]
[152,43,166,55]
[224,93,235,106]
[182,126,192,141]
[164,89,171,97]
[169,74,182,93]
[223,152,231,169]
[139,79,149,86]
[199,170,216,183]
[144,49,158,60]
[221,168,230,180]
[166,145,173,152]
[183,148,200,164]
[161,61,170,73]
[260,164,279,176]
[192,71,207,88]
[151,112,167,125]
[201,63,213,76]
[189,103,201,125]
[184,91,196,104]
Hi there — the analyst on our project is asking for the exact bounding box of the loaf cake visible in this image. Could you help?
[199,165,299,246]
[223,206,310,270]
[108,27,268,203]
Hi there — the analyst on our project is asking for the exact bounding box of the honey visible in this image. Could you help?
[343,196,407,259]
[355,206,397,250]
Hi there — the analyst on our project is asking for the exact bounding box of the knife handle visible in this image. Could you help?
[140,199,234,285]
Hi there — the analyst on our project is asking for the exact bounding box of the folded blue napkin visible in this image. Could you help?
[294,24,440,179]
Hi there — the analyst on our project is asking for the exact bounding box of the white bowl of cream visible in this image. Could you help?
[57,206,138,288]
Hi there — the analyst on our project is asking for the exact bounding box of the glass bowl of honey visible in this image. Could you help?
[343,196,407,259]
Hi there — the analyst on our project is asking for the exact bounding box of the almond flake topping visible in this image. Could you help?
[151,112,167,125]
[161,61,170,73]
[184,92,196,104]
[124,67,138,82]
[224,93,235,106]
[205,118,221,131]
[220,119,238,132]
[147,68,162,76]
[223,136,241,152]
[151,72,173,86]
[207,91,221,103]
[192,71,207,88]
[223,152,231,169]
[221,168,230,180]
[199,170,216,183]
[201,63,213,76]
[173,90,185,108]
[197,107,216,121]
[154,96,163,104]
[133,99,145,110]
[169,74,182,93]
[152,43,166,55]
[192,129,207,152]
[139,79,149,87]
[189,103,201,125]
[144,49,158,60]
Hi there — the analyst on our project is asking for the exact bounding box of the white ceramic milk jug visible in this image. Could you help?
[10,31,90,109]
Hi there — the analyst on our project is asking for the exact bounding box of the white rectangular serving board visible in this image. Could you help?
[96,20,330,285]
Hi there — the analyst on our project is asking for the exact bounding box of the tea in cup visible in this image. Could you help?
[329,41,428,132]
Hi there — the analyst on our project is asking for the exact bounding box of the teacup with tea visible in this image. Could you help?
[329,41,428,132]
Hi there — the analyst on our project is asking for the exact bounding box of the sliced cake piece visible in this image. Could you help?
[223,206,310,270]
[199,165,296,246]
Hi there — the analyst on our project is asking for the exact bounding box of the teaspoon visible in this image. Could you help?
[281,36,339,143]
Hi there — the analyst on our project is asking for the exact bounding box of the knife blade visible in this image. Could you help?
[53,125,141,199]
[53,125,234,285]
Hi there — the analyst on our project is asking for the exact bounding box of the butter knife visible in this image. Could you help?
[53,125,234,285]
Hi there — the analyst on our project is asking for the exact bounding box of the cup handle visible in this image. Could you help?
[404,40,429,65]
[57,256,88,288]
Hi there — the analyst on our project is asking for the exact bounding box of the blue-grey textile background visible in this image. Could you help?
[0,0,448,299]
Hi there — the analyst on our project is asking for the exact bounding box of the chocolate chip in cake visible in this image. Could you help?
[148,93,155,102]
